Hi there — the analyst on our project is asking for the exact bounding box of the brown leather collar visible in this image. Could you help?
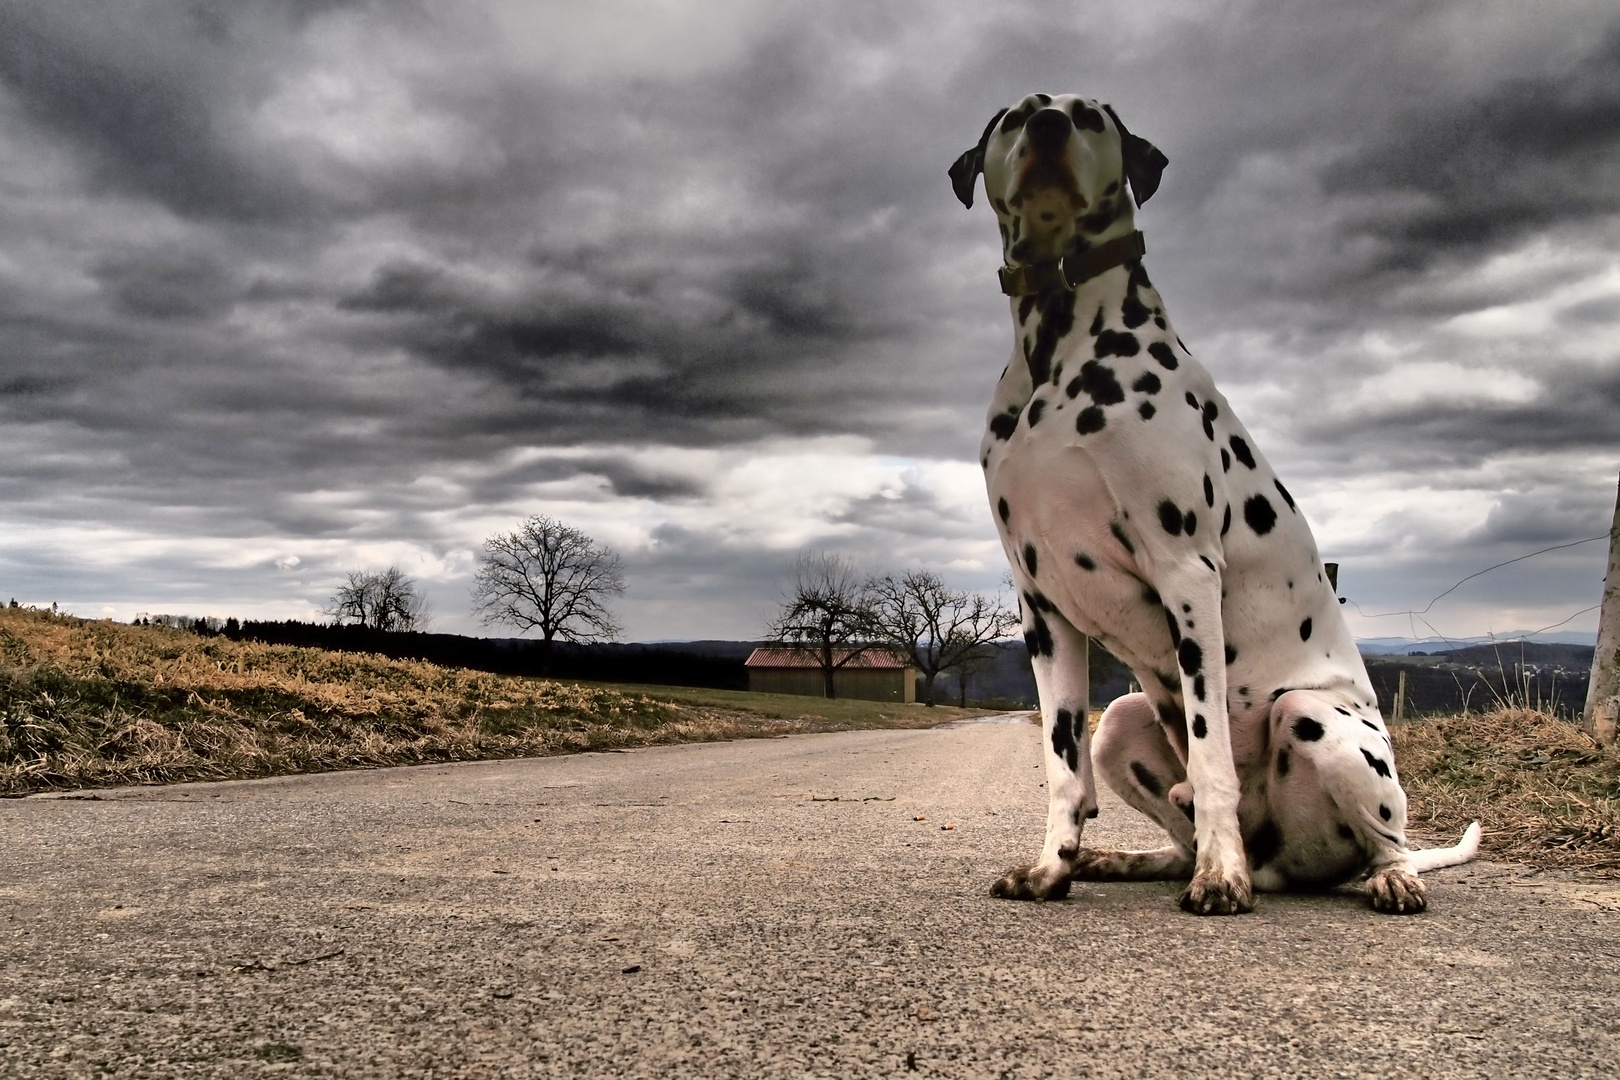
[998,231,1146,296]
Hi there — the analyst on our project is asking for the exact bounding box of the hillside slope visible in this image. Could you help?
[0,608,949,796]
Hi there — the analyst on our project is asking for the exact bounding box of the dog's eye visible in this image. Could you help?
[1070,102,1106,133]
[1000,108,1029,133]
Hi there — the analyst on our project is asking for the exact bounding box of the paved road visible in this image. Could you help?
[3,720,1618,1078]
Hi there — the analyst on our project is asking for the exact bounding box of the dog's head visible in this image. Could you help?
[949,94,1167,265]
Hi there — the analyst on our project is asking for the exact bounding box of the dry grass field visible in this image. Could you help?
[0,607,973,797]
[1393,707,1620,873]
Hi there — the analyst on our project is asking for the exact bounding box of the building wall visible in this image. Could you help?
[748,666,916,703]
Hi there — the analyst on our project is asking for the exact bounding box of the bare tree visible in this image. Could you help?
[471,515,625,672]
[325,567,431,632]
[867,569,1020,705]
[765,551,879,699]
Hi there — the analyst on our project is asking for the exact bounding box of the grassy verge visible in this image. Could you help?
[1393,708,1620,874]
[0,608,995,797]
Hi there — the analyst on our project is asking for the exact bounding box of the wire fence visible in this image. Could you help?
[1343,533,1608,653]
[1335,532,1610,718]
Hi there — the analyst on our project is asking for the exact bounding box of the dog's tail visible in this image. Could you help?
[1407,821,1482,873]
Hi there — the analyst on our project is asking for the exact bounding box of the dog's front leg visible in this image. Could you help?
[991,591,1096,901]
[1159,564,1253,914]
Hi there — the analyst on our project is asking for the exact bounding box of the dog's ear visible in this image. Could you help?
[1102,104,1169,205]
[949,108,1009,209]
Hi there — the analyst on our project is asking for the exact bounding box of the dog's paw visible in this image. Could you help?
[1366,867,1427,914]
[990,862,1072,901]
[1178,868,1254,915]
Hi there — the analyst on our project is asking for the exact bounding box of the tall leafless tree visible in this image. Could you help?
[325,566,431,632]
[866,569,1020,705]
[471,515,625,672]
[765,551,879,699]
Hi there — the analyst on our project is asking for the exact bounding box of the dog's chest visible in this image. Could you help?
[979,274,1373,704]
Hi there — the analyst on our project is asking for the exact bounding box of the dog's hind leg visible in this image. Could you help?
[1073,692,1195,881]
[1269,690,1428,913]
[990,591,1097,901]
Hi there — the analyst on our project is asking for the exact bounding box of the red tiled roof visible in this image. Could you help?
[745,647,911,670]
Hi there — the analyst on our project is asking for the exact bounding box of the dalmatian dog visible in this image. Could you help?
[950,93,1481,915]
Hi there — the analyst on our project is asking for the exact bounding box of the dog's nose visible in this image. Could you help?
[1026,107,1073,155]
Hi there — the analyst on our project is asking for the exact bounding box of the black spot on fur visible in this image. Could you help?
[1070,809,1081,825]
[1026,397,1046,427]
[1087,807,1099,819]
[1193,674,1206,702]
[1337,822,1356,842]
[1185,391,1199,409]
[1244,494,1277,535]
[1075,552,1097,571]
[1130,761,1163,798]
[1276,749,1290,777]
[1077,360,1125,406]
[1361,718,1380,732]
[1225,643,1237,665]
[1221,448,1231,472]
[1089,306,1105,336]
[1018,296,1038,322]
[1163,606,1182,647]
[1023,543,1039,577]
[989,411,1019,440]
[1221,504,1231,536]
[1275,478,1296,510]
[1192,714,1207,739]
[1203,474,1214,507]
[1200,555,1216,571]
[1229,435,1256,469]
[1132,371,1161,394]
[1122,291,1150,329]
[1361,749,1392,778]
[1142,583,1162,606]
[1075,406,1106,434]
[1094,330,1139,358]
[1052,708,1079,771]
[1148,341,1178,369]
[1178,639,1202,675]
[1335,706,1351,716]
[1158,500,1183,536]
[1379,803,1392,821]
[1025,611,1054,659]
[998,498,1010,523]
[1201,401,1218,441]
[1183,510,1197,536]
[1246,819,1282,870]
[1025,289,1076,387]
[1293,715,1325,742]
[1110,520,1135,555]
[1139,401,1156,420]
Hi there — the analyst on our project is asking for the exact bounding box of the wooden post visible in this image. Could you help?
[1584,472,1620,745]
[1394,669,1407,723]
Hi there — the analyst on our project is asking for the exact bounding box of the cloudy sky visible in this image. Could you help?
[2,0,1617,644]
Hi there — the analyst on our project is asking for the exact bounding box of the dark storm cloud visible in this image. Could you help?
[1299,360,1620,465]
[1322,29,1620,266]
[0,3,345,221]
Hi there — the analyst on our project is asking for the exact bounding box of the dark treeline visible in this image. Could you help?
[225,620,756,690]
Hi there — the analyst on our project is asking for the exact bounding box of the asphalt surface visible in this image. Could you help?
[3,718,1618,1079]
